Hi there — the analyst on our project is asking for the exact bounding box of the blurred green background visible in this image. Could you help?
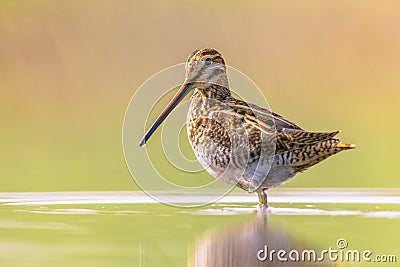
[1,0,399,191]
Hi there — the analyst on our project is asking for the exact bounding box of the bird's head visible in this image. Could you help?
[184,48,228,88]
[140,48,228,146]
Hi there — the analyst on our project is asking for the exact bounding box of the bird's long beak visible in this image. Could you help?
[139,79,192,147]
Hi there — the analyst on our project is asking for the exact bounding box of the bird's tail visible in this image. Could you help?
[336,141,356,149]
[280,138,355,171]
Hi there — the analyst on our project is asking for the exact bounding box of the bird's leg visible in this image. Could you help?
[257,189,268,209]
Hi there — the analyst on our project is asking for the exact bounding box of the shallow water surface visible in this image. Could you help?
[0,189,399,266]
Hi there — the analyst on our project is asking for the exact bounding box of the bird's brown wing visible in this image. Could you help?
[224,98,341,154]
[225,98,303,131]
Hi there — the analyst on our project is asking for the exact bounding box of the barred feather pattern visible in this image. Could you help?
[186,83,354,192]
[182,48,355,192]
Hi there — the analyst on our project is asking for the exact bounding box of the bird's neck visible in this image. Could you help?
[192,83,232,100]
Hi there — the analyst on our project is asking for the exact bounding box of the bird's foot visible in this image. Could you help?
[258,202,269,209]
[257,203,271,215]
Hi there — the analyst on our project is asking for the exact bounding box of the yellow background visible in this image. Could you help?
[1,1,399,191]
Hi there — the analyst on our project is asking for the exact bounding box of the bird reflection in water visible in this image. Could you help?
[188,214,336,266]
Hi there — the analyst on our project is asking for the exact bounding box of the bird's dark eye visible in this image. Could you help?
[205,58,212,66]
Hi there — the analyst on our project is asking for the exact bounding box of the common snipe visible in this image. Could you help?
[140,48,355,208]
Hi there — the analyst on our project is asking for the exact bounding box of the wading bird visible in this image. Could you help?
[140,48,355,208]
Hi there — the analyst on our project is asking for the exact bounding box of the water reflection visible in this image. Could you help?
[189,214,335,266]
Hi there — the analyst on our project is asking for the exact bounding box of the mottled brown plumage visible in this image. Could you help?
[140,48,355,208]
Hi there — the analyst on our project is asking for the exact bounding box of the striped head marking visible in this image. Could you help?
[184,48,227,87]
[140,48,229,146]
